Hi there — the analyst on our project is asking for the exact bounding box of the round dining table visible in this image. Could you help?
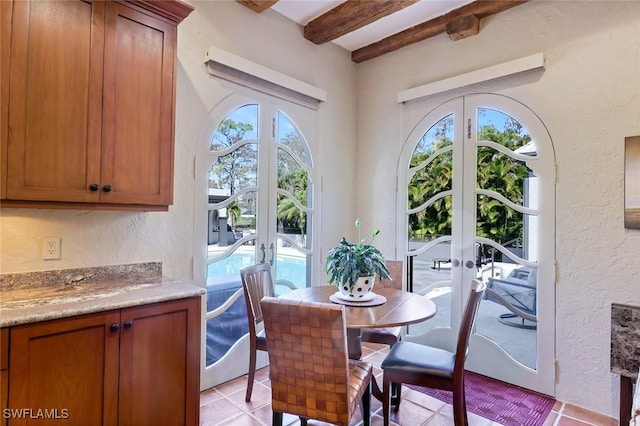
[279,285,437,400]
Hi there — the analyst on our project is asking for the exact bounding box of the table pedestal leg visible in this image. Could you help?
[347,328,362,360]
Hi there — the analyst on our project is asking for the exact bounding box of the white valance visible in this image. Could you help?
[397,53,545,103]
[204,46,327,109]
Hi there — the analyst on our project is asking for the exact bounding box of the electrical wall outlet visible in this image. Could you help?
[42,237,61,260]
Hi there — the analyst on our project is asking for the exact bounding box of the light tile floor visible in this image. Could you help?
[200,343,617,426]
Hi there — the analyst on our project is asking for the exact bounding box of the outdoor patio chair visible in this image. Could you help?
[380,279,486,426]
[486,266,537,328]
[261,297,373,426]
[240,262,275,402]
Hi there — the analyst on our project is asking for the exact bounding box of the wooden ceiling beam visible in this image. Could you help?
[304,0,419,45]
[236,0,279,14]
[446,15,480,41]
[351,0,527,63]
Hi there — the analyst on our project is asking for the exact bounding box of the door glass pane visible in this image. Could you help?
[210,104,258,151]
[274,111,312,291]
[406,114,454,334]
[474,107,539,370]
[205,105,259,367]
[476,108,537,157]
[278,111,311,166]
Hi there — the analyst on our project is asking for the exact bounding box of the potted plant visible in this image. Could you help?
[325,219,391,300]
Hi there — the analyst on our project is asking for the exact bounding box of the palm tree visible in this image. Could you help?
[408,121,530,245]
[276,168,308,235]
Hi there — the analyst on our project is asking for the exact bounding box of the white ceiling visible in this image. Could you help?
[271,0,476,51]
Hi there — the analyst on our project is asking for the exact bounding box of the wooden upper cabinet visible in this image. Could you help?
[6,0,104,204]
[1,0,193,210]
[101,3,176,206]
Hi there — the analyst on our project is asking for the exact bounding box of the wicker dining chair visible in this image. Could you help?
[381,279,486,426]
[261,297,373,426]
[240,262,275,402]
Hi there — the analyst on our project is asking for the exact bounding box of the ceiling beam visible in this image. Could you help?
[236,0,279,14]
[304,0,420,45]
[446,15,480,41]
[351,0,527,63]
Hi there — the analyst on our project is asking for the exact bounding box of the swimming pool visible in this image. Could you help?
[207,251,309,289]
[205,250,309,366]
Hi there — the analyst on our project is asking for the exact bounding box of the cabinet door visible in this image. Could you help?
[118,297,201,426]
[1,328,8,426]
[6,0,104,202]
[8,311,120,426]
[101,2,176,206]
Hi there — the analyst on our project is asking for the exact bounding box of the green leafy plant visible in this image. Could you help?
[325,219,391,289]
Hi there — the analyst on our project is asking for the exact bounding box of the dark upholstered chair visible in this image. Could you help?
[381,279,487,426]
[361,260,404,347]
[240,263,275,402]
[261,297,373,426]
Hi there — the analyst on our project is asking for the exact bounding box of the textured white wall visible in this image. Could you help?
[355,0,640,417]
[0,1,358,286]
[3,0,640,417]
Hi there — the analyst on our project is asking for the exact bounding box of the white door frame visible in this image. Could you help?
[194,89,319,390]
[396,93,556,396]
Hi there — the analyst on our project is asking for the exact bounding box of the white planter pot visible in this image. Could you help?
[337,275,376,300]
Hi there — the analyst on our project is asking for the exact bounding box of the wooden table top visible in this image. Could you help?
[280,285,437,329]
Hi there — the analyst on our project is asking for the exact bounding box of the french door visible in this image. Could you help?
[195,91,318,389]
[398,94,556,395]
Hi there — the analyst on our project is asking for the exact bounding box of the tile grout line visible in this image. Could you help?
[552,402,565,426]
[204,351,616,426]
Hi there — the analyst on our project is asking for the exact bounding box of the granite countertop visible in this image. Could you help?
[611,303,640,379]
[0,262,205,327]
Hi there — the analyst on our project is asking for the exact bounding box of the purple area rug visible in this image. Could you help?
[408,371,555,426]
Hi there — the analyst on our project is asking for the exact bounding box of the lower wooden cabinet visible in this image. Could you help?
[4,297,200,425]
[1,328,8,426]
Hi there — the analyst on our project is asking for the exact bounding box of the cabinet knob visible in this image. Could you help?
[110,323,120,332]
[103,184,112,193]
[123,320,133,329]
[89,184,99,191]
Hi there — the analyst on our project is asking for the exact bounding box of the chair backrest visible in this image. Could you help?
[240,263,275,332]
[454,279,487,374]
[260,297,351,424]
[377,260,404,290]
